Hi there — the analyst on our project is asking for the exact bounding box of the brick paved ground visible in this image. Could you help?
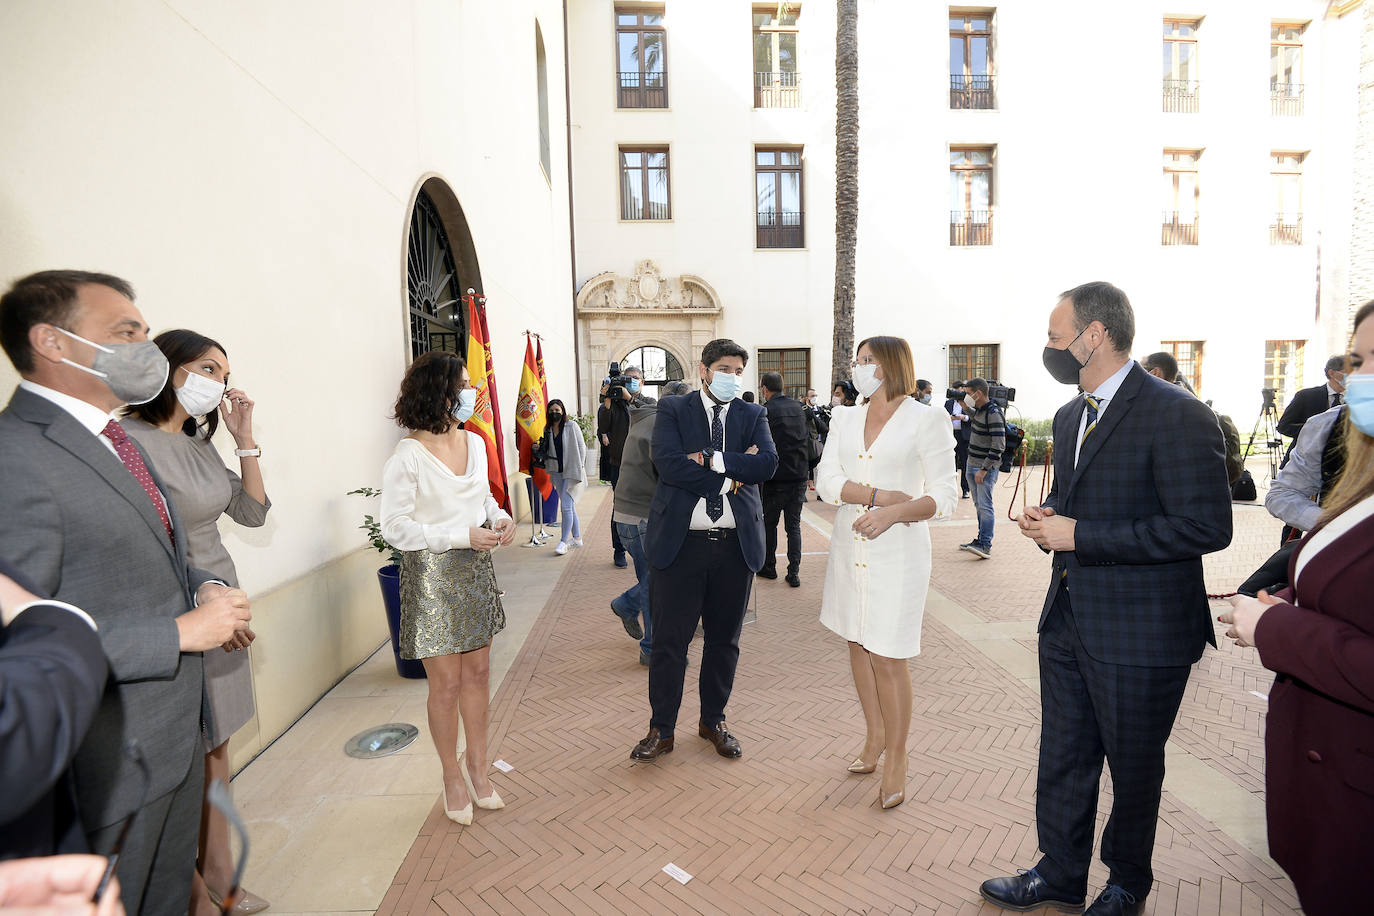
[379,464,1300,915]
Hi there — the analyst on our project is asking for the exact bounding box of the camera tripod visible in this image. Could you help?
[1242,394,1282,482]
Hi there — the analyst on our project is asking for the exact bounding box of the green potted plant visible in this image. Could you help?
[347,488,426,679]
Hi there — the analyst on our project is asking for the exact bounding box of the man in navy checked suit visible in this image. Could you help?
[980,282,1232,916]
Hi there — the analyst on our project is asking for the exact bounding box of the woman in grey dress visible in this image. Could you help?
[124,329,270,915]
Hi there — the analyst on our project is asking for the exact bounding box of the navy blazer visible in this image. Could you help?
[0,557,108,858]
[1039,363,1233,666]
[645,393,778,571]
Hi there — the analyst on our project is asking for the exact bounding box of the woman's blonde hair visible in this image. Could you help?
[856,335,917,402]
[1320,300,1374,524]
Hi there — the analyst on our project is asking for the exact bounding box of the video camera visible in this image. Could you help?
[947,380,1017,410]
[604,361,634,401]
[1261,387,1277,411]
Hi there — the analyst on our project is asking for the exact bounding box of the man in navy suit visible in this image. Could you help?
[979,282,1232,916]
[631,339,778,762]
[1,558,108,860]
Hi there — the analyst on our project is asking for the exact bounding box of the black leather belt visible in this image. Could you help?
[686,527,736,540]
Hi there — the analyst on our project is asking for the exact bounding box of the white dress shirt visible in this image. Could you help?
[689,390,738,530]
[1075,359,1134,465]
[381,434,512,551]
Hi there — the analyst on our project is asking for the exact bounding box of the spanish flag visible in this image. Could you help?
[465,294,509,510]
[516,338,553,498]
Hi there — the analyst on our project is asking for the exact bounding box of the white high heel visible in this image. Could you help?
[442,779,472,825]
[460,752,505,810]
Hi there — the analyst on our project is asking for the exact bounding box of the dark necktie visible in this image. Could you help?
[706,405,725,522]
[1334,392,1344,408]
[1080,395,1101,447]
[102,419,173,542]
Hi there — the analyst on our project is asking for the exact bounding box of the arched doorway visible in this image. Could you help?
[622,344,685,400]
[405,177,484,361]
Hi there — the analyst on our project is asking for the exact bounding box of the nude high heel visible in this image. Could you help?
[847,740,884,774]
[460,752,505,810]
[442,780,473,825]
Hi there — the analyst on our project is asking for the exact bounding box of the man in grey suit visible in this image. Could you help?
[0,270,252,914]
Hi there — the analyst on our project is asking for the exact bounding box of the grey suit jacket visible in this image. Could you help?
[0,387,218,829]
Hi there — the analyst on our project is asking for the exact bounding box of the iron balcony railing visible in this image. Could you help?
[1271,81,1304,116]
[618,71,668,109]
[1162,211,1199,245]
[754,71,801,108]
[757,210,804,248]
[950,210,993,246]
[950,74,994,109]
[1271,214,1303,245]
[1162,79,1200,113]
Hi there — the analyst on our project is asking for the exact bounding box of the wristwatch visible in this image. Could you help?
[234,445,262,457]
[701,447,715,462]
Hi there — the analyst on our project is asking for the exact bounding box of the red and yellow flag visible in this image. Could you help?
[465,294,509,511]
[536,337,549,403]
[517,337,552,498]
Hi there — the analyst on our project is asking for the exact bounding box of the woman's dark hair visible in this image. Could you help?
[394,351,467,434]
[124,329,227,439]
[546,398,568,432]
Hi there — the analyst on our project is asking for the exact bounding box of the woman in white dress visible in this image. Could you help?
[817,336,959,809]
[381,352,517,825]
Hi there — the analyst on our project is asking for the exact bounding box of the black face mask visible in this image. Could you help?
[548,413,562,422]
[1042,326,1090,386]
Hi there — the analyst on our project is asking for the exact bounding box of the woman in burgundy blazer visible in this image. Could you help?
[1222,301,1374,916]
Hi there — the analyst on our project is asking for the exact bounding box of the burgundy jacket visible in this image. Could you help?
[1254,509,1374,916]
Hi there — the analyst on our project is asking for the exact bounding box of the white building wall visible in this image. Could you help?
[571,0,1358,426]
[568,0,837,399]
[0,0,575,763]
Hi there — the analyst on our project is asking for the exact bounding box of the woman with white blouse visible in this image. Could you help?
[817,336,959,809]
[381,352,516,825]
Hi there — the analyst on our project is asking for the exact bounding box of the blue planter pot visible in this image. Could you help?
[378,565,427,679]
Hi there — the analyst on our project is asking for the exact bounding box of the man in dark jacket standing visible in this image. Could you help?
[758,372,809,586]
[597,364,651,566]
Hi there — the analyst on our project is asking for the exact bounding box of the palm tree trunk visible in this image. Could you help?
[832,0,859,383]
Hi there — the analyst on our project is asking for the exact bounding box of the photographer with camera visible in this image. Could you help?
[597,362,653,567]
[958,378,1004,559]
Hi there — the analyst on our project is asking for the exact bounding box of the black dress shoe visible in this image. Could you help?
[757,567,778,580]
[630,728,674,761]
[1084,886,1142,916]
[979,869,1084,913]
[698,721,742,758]
[785,573,801,587]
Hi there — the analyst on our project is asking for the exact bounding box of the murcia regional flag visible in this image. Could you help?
[465,293,509,511]
[517,338,553,498]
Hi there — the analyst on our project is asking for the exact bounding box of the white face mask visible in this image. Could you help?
[808,395,821,407]
[919,393,933,405]
[831,395,844,406]
[174,367,226,417]
[963,394,977,411]
[452,387,477,423]
[853,363,883,398]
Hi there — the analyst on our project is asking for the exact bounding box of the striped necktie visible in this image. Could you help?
[1080,395,1101,446]
[706,405,724,521]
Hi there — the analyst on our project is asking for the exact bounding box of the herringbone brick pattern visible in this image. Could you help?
[378,489,1299,915]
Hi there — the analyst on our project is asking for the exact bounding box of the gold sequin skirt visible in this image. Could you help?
[398,547,505,659]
